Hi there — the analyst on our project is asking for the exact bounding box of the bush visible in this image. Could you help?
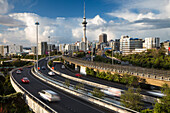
[91,88,104,98]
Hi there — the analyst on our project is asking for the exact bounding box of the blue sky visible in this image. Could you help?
[7,0,124,24]
[0,0,170,46]
[9,0,119,19]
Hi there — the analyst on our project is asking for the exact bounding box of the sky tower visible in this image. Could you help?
[82,0,87,51]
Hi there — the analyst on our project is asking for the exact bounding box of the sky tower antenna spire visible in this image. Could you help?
[84,0,85,18]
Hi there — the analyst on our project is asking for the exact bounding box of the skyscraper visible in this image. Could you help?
[99,33,107,43]
[82,0,87,51]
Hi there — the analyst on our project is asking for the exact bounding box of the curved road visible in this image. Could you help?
[12,66,111,113]
[42,58,162,98]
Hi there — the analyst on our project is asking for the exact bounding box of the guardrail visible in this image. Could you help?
[10,67,57,113]
[62,56,170,81]
[33,59,138,113]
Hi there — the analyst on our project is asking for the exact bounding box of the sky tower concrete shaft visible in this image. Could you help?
[82,0,87,51]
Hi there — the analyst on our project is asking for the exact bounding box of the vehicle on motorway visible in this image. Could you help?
[16,70,21,74]
[45,57,48,61]
[38,90,60,102]
[61,65,65,69]
[41,66,46,70]
[18,68,23,71]
[100,88,122,97]
[48,71,55,76]
[75,73,82,77]
[21,77,30,83]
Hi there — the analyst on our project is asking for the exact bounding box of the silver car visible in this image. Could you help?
[48,71,55,76]
[38,90,60,102]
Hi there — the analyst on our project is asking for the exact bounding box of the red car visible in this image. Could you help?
[19,68,23,71]
[21,77,30,83]
[75,73,82,77]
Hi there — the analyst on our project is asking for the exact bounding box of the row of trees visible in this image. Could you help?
[12,54,47,59]
[86,67,144,87]
[1,59,33,67]
[109,48,170,70]
[121,84,170,113]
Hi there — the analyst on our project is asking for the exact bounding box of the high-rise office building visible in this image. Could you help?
[0,45,8,56]
[120,36,143,54]
[99,33,107,43]
[31,46,37,55]
[109,39,120,51]
[38,42,47,55]
[8,44,23,55]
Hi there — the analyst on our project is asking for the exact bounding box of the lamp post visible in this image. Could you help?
[35,22,39,71]
[112,41,113,65]
[48,36,50,61]
[91,42,94,62]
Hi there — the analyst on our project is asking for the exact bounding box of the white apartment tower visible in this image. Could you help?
[143,37,160,49]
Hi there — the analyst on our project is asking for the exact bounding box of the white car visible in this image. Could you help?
[61,65,65,69]
[16,70,21,74]
[38,90,60,102]
[45,57,48,61]
[48,71,55,76]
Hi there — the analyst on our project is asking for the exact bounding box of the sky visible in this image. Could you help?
[0,0,170,46]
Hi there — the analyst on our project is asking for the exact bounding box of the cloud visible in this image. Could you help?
[133,18,170,29]
[0,0,14,14]
[1,0,170,46]
[0,15,25,27]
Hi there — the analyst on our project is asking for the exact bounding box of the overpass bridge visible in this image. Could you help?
[62,56,170,86]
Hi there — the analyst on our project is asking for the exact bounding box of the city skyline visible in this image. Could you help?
[0,0,170,46]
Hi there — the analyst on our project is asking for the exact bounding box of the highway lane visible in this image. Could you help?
[12,67,110,113]
[39,59,95,91]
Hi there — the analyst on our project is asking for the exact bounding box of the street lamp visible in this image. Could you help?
[91,42,94,62]
[35,22,39,71]
[112,41,113,65]
[48,36,50,61]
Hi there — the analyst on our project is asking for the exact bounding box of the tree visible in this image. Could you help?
[154,83,170,113]
[128,76,139,87]
[64,79,70,87]
[113,73,121,82]
[91,88,104,98]
[121,87,142,111]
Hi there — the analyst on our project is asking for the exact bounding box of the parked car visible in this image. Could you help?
[41,66,46,70]
[16,70,21,74]
[21,77,30,83]
[38,90,60,102]
[48,71,55,76]
[75,73,82,77]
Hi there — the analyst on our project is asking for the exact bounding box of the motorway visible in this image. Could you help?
[38,58,153,108]
[12,66,111,113]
